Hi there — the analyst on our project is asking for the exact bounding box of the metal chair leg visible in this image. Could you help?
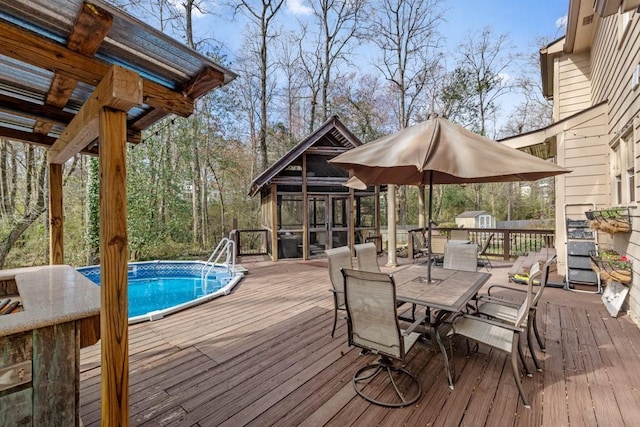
[517,336,533,377]
[436,328,454,389]
[511,335,531,409]
[330,307,338,338]
[532,311,545,351]
[527,319,542,372]
[352,356,422,407]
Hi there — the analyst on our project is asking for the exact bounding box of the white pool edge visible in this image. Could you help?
[128,271,245,325]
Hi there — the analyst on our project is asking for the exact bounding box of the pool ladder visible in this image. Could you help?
[200,238,236,293]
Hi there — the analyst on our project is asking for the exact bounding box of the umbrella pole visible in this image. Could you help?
[427,171,433,282]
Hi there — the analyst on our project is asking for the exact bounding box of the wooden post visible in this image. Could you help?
[302,154,308,260]
[99,108,129,426]
[271,183,278,261]
[503,229,511,260]
[48,161,64,265]
[387,184,397,267]
[46,65,141,425]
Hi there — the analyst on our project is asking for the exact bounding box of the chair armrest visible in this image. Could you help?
[476,294,520,308]
[487,284,529,296]
[402,314,427,336]
[454,313,524,332]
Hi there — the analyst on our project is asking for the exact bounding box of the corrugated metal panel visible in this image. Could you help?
[0,0,236,143]
[0,0,236,88]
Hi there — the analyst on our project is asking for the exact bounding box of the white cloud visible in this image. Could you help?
[287,0,313,16]
[556,15,567,29]
[498,72,513,84]
[166,0,208,19]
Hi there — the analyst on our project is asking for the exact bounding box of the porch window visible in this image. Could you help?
[612,141,622,204]
[626,132,636,202]
[611,129,635,205]
[278,195,303,229]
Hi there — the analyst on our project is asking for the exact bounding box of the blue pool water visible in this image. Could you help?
[126,276,221,317]
[77,261,241,322]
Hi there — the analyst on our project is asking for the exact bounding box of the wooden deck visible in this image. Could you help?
[79,258,640,426]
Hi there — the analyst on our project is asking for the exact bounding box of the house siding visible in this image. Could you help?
[554,109,610,277]
[556,53,592,120]
[589,10,640,325]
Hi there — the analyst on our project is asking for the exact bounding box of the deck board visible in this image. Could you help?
[80,260,640,426]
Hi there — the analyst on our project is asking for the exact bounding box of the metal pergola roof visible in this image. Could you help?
[0,0,236,155]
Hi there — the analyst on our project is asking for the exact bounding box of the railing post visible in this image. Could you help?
[407,232,415,261]
[503,229,511,260]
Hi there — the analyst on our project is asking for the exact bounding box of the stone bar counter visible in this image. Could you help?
[0,265,101,426]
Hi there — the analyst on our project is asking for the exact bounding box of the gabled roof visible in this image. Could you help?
[249,116,362,196]
[456,210,490,219]
[0,0,236,155]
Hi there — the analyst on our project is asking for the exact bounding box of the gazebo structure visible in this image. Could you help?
[250,116,382,260]
[0,0,235,424]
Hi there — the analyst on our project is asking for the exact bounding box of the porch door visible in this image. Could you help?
[307,195,328,256]
[329,195,349,249]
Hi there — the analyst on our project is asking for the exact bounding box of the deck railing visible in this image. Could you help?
[408,227,555,260]
[231,227,555,260]
[229,229,270,256]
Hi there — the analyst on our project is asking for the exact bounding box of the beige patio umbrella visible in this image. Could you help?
[329,116,570,281]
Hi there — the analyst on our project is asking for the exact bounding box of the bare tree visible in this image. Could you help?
[311,0,364,122]
[331,73,392,141]
[0,143,48,268]
[297,24,324,133]
[236,0,286,171]
[367,0,444,229]
[274,31,306,145]
[456,27,516,138]
[368,0,444,130]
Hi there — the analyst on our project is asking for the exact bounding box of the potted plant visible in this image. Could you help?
[586,207,631,234]
[589,249,632,283]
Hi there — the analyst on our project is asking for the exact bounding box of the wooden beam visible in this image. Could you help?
[68,3,114,56]
[48,161,64,264]
[34,2,114,137]
[183,66,226,99]
[0,127,144,155]
[0,128,57,148]
[0,20,193,118]
[0,94,74,127]
[129,66,224,131]
[49,65,142,164]
[99,108,129,426]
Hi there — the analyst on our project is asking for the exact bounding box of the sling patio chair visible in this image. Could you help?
[355,242,410,314]
[447,262,542,409]
[477,233,494,271]
[408,230,430,259]
[443,242,478,272]
[474,255,557,370]
[429,234,448,265]
[326,246,353,338]
[450,229,469,240]
[341,268,426,407]
[354,242,380,272]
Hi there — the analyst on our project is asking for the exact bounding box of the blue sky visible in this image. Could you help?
[197,0,570,63]
[442,0,568,49]
[162,0,571,132]
[179,0,569,66]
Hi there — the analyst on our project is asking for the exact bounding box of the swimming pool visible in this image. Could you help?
[77,260,244,324]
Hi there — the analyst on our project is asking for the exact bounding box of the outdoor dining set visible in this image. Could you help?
[326,242,556,409]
